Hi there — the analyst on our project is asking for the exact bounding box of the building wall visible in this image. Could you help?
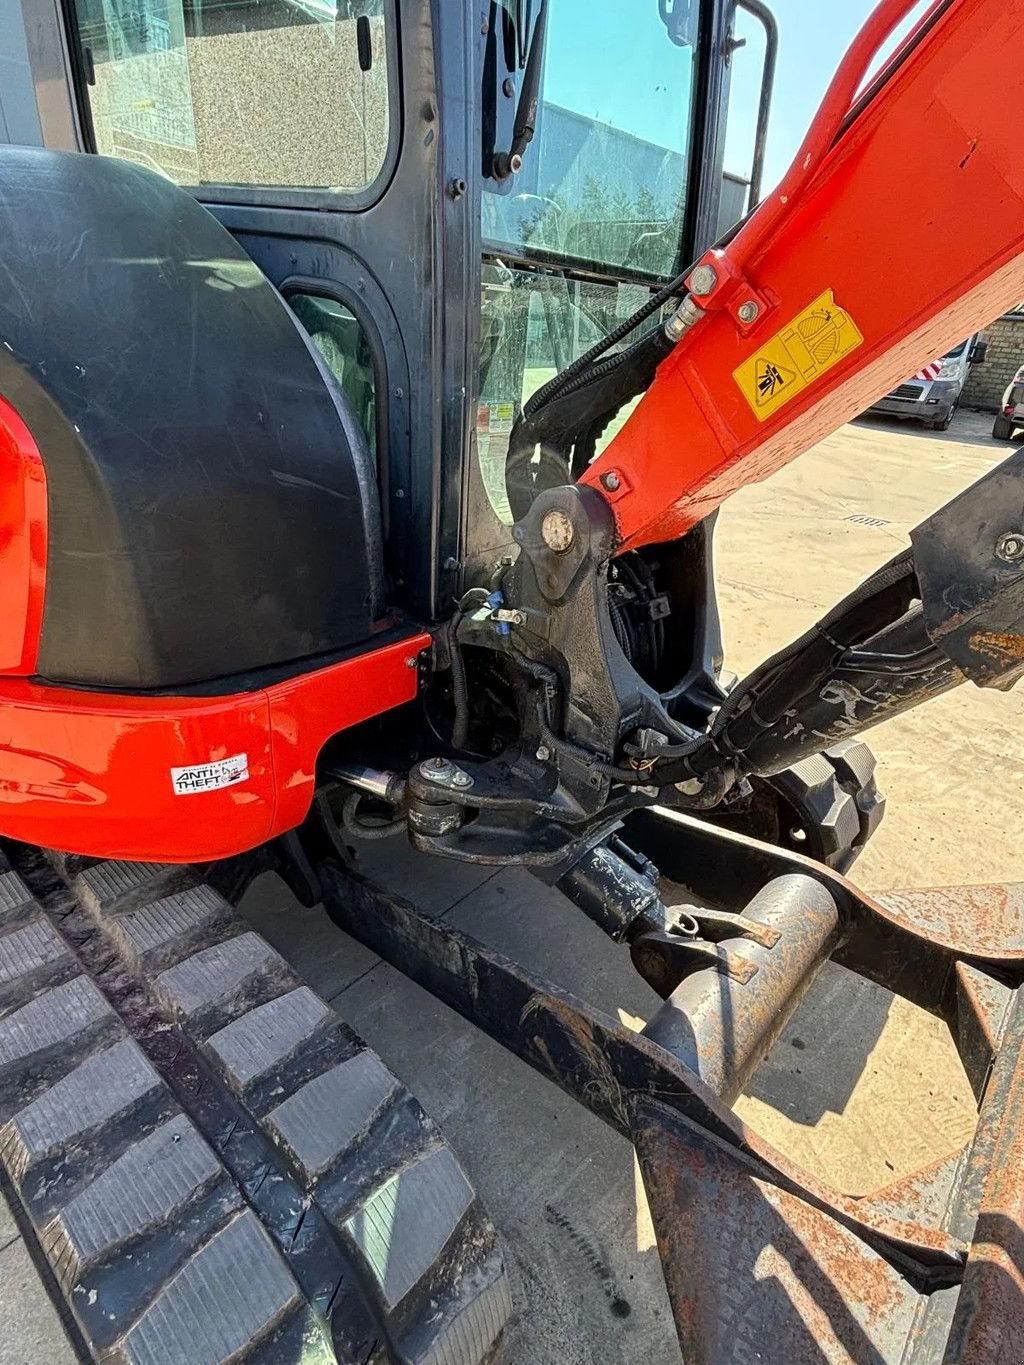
[962,312,1024,410]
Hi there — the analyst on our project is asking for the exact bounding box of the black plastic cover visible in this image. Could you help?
[0,147,383,690]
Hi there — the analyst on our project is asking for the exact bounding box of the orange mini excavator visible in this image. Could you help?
[0,0,1022,1358]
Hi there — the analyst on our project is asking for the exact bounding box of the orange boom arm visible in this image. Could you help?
[582,0,1024,549]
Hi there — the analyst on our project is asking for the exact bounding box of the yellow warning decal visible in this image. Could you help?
[733,289,864,421]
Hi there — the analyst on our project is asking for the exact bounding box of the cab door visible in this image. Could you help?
[58,0,478,624]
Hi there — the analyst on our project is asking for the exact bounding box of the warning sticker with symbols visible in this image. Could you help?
[733,289,864,421]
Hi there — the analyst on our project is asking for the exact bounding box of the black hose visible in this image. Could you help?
[341,791,405,840]
[649,553,919,785]
[521,202,756,425]
[448,614,470,751]
[523,279,689,418]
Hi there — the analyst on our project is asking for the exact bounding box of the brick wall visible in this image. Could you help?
[962,313,1024,410]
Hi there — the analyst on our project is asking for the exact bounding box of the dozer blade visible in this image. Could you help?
[293,799,1024,1364]
[630,970,1024,1364]
[631,1098,922,1363]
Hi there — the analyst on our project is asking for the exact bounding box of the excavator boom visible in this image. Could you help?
[585,0,1024,548]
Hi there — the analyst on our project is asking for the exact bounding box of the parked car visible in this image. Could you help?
[992,363,1024,439]
[867,332,987,430]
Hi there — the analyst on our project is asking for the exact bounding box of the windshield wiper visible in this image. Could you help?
[493,0,549,180]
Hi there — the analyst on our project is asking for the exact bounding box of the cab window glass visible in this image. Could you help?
[73,0,392,193]
[482,0,702,280]
[478,265,663,523]
[291,294,377,460]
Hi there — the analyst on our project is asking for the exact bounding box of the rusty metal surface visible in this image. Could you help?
[640,875,840,1105]
[939,994,1024,1363]
[625,810,1024,1019]
[632,931,762,988]
[632,1097,922,1363]
[314,852,966,1279]
[855,1151,966,1235]
[954,961,1013,1101]
[880,883,1024,962]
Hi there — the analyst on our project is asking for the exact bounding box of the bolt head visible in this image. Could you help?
[689,264,718,296]
[536,745,551,762]
[996,531,1024,563]
[737,300,759,323]
[601,471,621,492]
[404,656,418,669]
[452,769,474,788]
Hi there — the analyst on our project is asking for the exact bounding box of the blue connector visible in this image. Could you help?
[487,590,511,636]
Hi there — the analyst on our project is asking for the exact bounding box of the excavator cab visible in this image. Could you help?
[2,0,1024,1361]
[0,0,800,865]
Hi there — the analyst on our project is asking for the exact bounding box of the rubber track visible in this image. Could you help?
[0,844,510,1365]
[765,740,886,873]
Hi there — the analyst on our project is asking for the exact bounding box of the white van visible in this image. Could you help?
[993,364,1024,440]
[867,333,987,430]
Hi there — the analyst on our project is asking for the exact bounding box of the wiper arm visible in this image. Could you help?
[494,0,549,180]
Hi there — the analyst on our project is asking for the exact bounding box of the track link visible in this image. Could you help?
[765,740,886,872]
[0,845,510,1364]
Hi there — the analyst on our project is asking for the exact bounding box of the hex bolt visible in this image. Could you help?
[602,471,621,492]
[689,264,718,296]
[536,745,551,762]
[452,769,474,788]
[404,656,418,669]
[737,300,759,323]
[996,531,1024,563]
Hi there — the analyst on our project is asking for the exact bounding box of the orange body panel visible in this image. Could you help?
[0,634,429,862]
[0,396,47,673]
[584,0,1024,549]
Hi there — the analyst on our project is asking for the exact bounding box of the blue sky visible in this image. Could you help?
[544,0,932,196]
[725,0,931,190]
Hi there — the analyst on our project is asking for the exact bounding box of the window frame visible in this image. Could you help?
[479,0,712,291]
[282,276,391,516]
[64,0,402,212]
